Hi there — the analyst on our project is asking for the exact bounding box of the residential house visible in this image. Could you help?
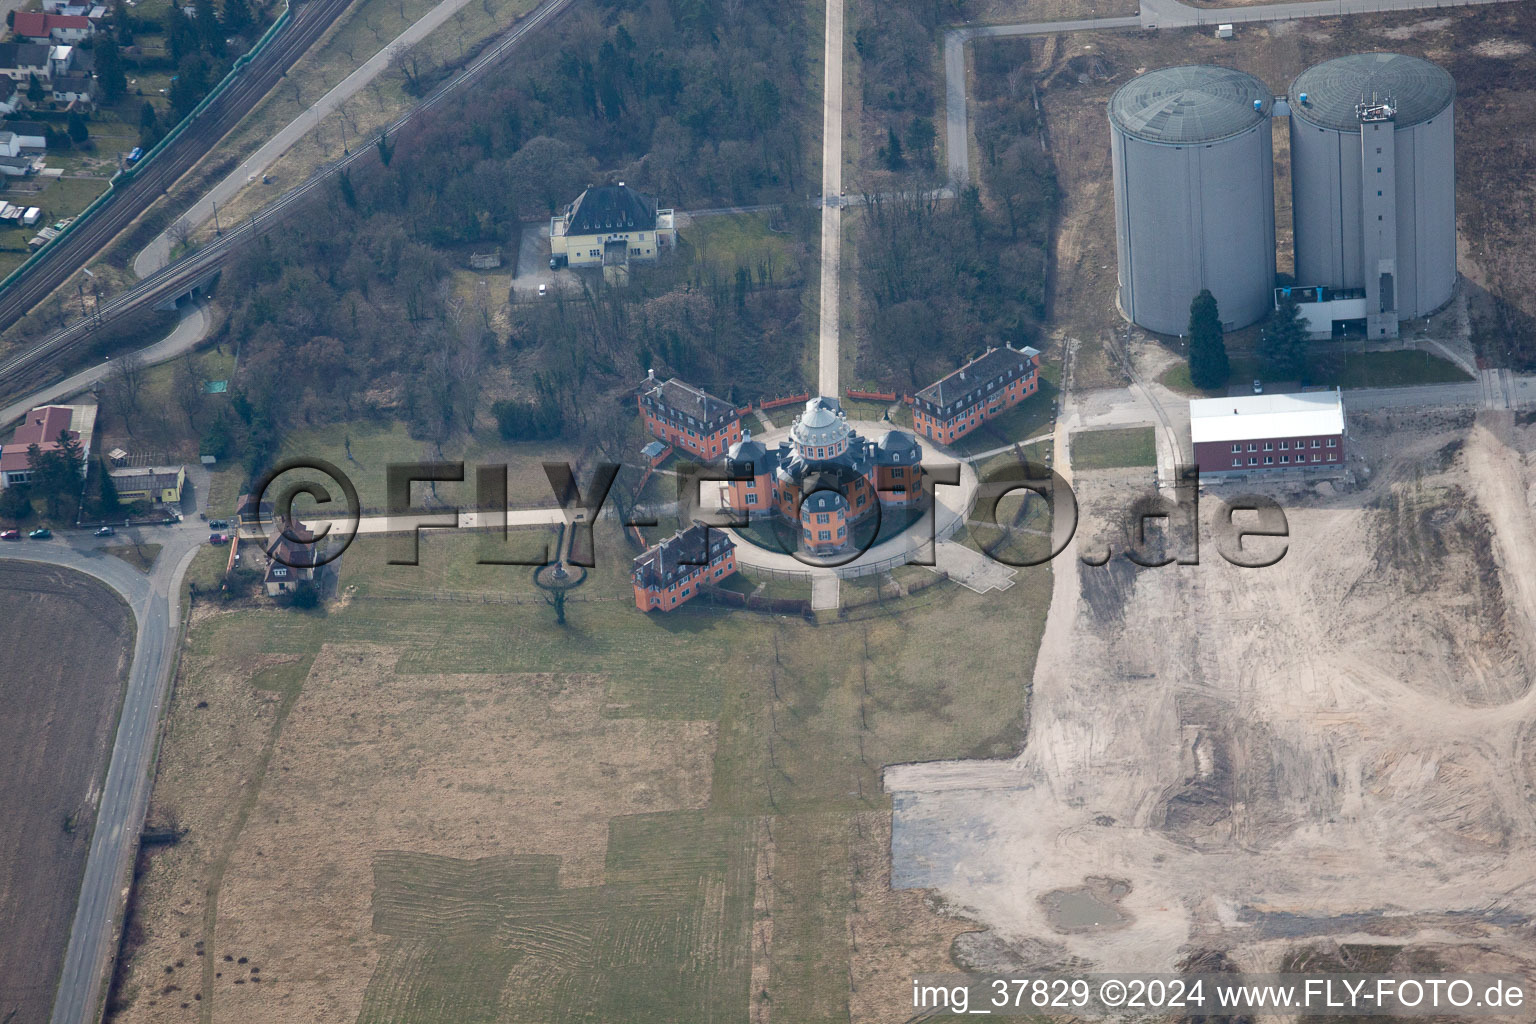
[12,12,94,43]
[632,523,737,612]
[636,370,742,461]
[52,72,90,104]
[41,0,107,16]
[0,402,95,488]
[549,183,676,269]
[263,523,323,596]
[108,464,185,505]
[48,44,73,77]
[0,42,52,83]
[908,344,1042,445]
[1190,390,1347,474]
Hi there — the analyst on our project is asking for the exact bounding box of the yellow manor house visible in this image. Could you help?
[548,183,677,269]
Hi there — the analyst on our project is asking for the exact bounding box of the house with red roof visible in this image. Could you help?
[0,403,95,488]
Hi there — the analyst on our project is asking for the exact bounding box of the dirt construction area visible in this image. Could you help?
[0,563,134,1024]
[887,409,1536,983]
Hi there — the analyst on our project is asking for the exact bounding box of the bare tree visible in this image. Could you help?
[108,350,146,416]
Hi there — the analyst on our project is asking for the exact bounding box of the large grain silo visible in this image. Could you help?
[1289,53,1455,338]
[1109,65,1276,336]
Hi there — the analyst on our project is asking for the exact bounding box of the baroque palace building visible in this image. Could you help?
[723,396,925,555]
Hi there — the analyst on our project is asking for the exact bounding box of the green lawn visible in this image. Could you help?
[146,518,1053,1022]
[1160,348,1471,395]
[1070,426,1157,471]
[686,211,803,282]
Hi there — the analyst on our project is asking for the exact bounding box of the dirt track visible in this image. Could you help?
[887,411,1536,979]
[0,562,134,1024]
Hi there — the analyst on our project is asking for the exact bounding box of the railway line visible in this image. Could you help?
[0,0,353,336]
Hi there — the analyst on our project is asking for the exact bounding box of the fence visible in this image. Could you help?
[0,0,294,297]
[758,393,811,411]
[846,389,900,403]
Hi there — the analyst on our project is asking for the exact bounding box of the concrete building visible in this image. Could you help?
[1109,65,1277,335]
[632,523,737,612]
[637,372,742,461]
[724,396,925,556]
[1288,53,1456,339]
[549,183,676,269]
[908,344,1041,445]
[1190,390,1346,474]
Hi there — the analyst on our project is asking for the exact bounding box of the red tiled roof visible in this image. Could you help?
[11,11,47,36]
[14,405,74,446]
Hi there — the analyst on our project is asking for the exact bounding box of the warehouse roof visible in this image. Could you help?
[1189,391,1345,444]
[1289,52,1454,132]
[1109,65,1273,145]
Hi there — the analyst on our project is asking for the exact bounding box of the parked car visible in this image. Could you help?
[95,525,114,536]
[208,519,228,529]
[209,533,230,545]
[1252,379,1263,394]
[538,284,547,297]
[126,146,142,164]
[0,529,19,540]
[28,527,52,539]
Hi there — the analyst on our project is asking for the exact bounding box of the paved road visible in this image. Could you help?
[817,0,845,397]
[0,0,352,335]
[135,0,492,277]
[1,515,204,1024]
[0,301,207,428]
[942,0,1524,185]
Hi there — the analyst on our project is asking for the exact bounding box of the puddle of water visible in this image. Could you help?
[1041,888,1129,930]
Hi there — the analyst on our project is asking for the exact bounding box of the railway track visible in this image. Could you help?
[0,0,577,407]
[0,0,353,335]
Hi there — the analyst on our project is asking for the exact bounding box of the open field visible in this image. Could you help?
[1069,425,1155,469]
[0,563,135,1024]
[1028,6,1536,382]
[107,518,1053,1023]
[888,409,1536,982]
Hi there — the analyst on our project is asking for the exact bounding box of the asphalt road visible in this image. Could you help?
[817,0,845,397]
[0,515,204,1024]
[0,0,353,336]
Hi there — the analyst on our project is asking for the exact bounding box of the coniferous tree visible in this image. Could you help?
[1187,289,1230,391]
[1261,292,1310,381]
[95,36,127,104]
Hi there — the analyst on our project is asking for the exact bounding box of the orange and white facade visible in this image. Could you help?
[909,345,1041,445]
[632,523,738,612]
[637,371,742,461]
[723,396,925,555]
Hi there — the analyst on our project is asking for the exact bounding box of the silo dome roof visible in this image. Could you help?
[1289,52,1454,131]
[1109,65,1273,145]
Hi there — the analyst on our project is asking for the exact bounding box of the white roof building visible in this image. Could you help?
[1189,390,1345,444]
